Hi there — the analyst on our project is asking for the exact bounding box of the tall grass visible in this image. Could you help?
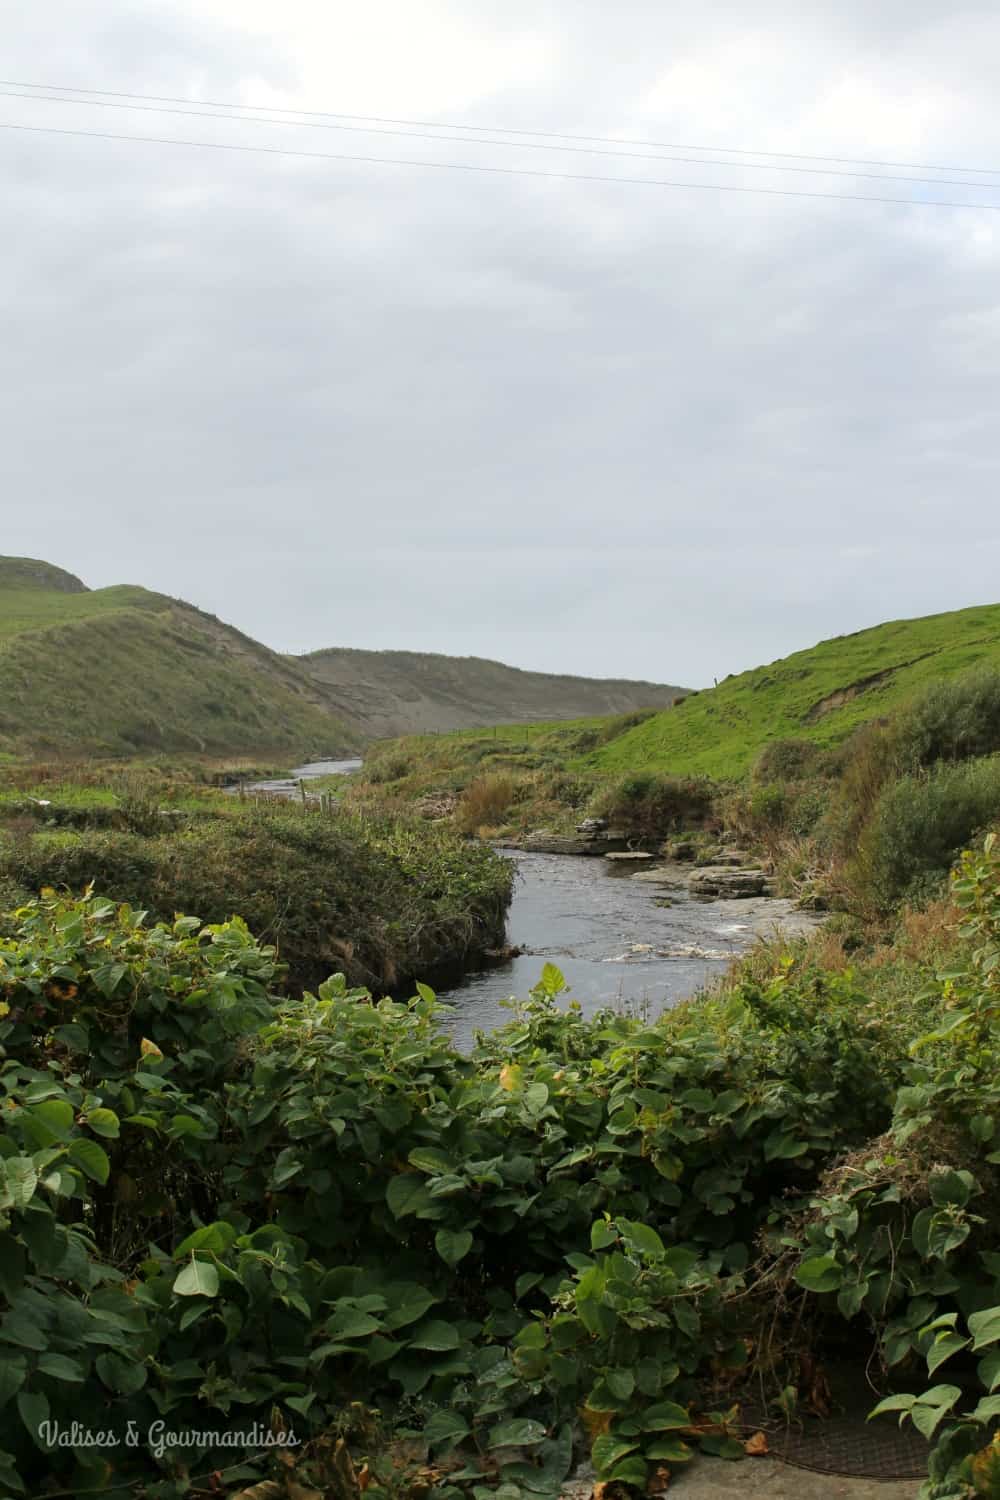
[456,773,517,833]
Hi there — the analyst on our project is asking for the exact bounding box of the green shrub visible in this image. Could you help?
[854,755,1000,911]
[364,750,414,785]
[591,772,716,840]
[895,667,1000,770]
[784,838,1000,1497]
[0,884,920,1496]
[753,738,831,784]
[0,807,514,993]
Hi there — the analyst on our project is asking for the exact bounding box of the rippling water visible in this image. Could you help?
[437,851,813,1049]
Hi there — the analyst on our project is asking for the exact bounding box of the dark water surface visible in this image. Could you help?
[437,851,807,1049]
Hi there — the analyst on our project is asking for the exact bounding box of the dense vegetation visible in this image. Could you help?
[3,838,1000,1498]
[0,787,513,994]
[341,714,660,836]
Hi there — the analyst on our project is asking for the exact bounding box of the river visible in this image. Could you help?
[242,763,818,1047]
[240,758,364,795]
[437,850,820,1050]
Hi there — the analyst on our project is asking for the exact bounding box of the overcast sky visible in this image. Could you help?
[2,2,999,687]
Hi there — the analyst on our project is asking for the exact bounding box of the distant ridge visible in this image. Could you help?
[0,559,684,758]
[301,646,686,739]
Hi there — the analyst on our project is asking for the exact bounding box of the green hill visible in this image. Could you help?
[0,558,358,759]
[584,602,1000,780]
[301,646,684,737]
[0,558,684,761]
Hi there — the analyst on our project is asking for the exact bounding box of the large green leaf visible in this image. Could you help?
[68,1139,109,1186]
[175,1222,238,1257]
[409,1320,460,1352]
[641,1401,691,1431]
[795,1255,843,1293]
[969,1306,1000,1351]
[0,1353,26,1408]
[27,1099,74,1143]
[434,1229,473,1267]
[173,1257,220,1298]
[95,1352,147,1395]
[489,1419,548,1449]
[423,1410,470,1450]
[84,1108,120,1140]
[17,1390,49,1450]
[325,1308,382,1340]
[4,1159,39,1210]
[590,1435,638,1475]
[37,1353,85,1383]
[927,1333,970,1375]
[386,1174,434,1219]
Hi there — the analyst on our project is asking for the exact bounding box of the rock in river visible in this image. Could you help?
[688,866,776,898]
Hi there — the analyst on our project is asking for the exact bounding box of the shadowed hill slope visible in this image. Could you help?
[300,646,685,738]
[0,559,358,759]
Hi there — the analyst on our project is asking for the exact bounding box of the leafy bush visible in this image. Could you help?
[590,773,716,841]
[853,756,1000,912]
[895,668,1000,771]
[783,838,1000,1498]
[0,807,514,993]
[0,881,926,1497]
[753,739,832,784]
[8,833,1000,1498]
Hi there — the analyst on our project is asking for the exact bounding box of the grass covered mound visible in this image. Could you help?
[585,601,1000,780]
[0,801,514,993]
[3,843,1000,1498]
[0,559,356,759]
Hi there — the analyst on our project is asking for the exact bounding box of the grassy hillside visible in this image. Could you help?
[584,602,1000,780]
[0,559,358,759]
[301,645,684,737]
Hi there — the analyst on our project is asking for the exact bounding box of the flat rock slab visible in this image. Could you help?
[665,1456,918,1498]
[520,834,630,856]
[604,851,656,861]
[561,1459,917,1500]
[689,867,772,897]
[713,895,827,941]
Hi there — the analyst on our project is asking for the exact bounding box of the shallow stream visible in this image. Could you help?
[437,850,818,1049]
[242,765,817,1046]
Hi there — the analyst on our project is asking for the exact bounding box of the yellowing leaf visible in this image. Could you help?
[579,1405,613,1441]
[140,1038,163,1060]
[499,1064,521,1092]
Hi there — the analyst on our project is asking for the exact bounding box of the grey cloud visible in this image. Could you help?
[2,0,999,686]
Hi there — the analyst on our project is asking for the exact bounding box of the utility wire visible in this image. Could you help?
[3,118,998,210]
[1,76,996,178]
[1,86,997,192]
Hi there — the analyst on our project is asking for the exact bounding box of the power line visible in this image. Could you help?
[1,86,997,193]
[0,76,996,178]
[4,118,998,210]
